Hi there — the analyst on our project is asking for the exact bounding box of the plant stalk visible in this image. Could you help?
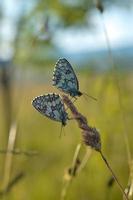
[100,151,129,200]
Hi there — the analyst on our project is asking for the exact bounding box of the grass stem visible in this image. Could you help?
[100,11,131,165]
[100,151,129,200]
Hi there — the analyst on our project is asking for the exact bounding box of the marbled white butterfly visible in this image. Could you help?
[32,93,68,126]
[52,58,97,101]
[52,58,82,98]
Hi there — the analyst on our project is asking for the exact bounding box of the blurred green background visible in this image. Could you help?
[0,0,133,199]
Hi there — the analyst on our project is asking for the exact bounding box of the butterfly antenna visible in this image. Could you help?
[83,92,97,101]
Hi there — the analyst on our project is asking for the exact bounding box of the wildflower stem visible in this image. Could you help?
[61,181,71,200]
[0,149,38,156]
[71,144,81,175]
[0,172,25,196]
[100,150,129,200]
[61,145,92,200]
[61,144,81,200]
[2,122,18,200]
[76,147,92,174]
[100,10,131,166]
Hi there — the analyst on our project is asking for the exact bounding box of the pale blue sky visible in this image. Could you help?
[54,7,133,53]
[0,0,133,59]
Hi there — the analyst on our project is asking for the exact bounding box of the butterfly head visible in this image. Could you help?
[77,91,82,97]
[69,90,82,97]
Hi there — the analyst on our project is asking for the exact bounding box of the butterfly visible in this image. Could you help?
[52,58,82,98]
[52,58,97,101]
[32,93,68,126]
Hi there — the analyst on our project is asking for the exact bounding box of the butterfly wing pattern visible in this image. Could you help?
[32,93,68,126]
[52,58,82,97]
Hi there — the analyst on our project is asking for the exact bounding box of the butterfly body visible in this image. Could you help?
[32,93,68,126]
[53,58,82,98]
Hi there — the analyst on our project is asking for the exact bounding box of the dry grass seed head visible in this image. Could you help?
[82,127,101,151]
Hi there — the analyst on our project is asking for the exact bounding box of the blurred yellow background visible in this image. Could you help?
[0,0,133,199]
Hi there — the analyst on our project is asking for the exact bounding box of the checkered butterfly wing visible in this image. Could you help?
[32,93,68,125]
[53,58,80,96]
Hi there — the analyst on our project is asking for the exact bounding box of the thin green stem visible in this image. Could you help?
[76,148,92,174]
[2,123,18,200]
[100,151,129,200]
[61,145,91,200]
[61,144,81,200]
[71,144,81,174]
[100,13,131,164]
[0,149,38,156]
[61,181,71,200]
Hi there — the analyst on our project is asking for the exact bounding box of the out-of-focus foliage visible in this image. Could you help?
[0,0,133,199]
[4,0,129,67]
[0,71,133,199]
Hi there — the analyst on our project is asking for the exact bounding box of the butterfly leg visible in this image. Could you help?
[59,124,63,138]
